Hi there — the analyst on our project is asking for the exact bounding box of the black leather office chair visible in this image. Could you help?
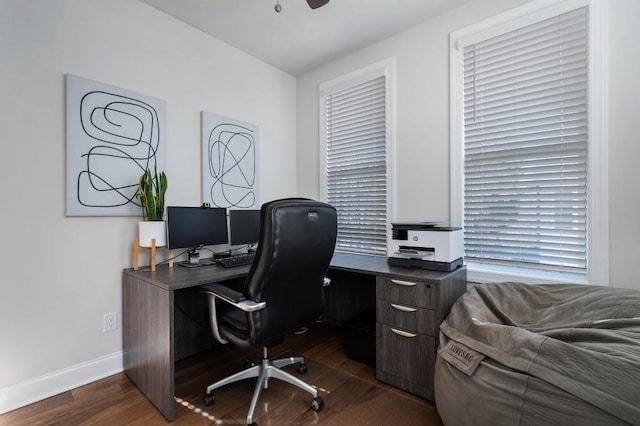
[201,198,337,425]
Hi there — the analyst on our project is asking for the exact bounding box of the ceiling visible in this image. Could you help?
[139,0,472,76]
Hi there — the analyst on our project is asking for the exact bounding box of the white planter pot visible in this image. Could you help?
[138,221,167,247]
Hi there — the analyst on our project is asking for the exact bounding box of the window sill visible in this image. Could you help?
[466,261,588,285]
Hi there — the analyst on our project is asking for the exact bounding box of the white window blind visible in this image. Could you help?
[462,7,589,273]
[324,75,388,255]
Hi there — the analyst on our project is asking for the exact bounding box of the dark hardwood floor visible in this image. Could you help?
[0,323,444,425]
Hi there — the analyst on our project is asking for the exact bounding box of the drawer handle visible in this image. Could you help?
[391,328,417,338]
[390,303,416,312]
[390,279,417,287]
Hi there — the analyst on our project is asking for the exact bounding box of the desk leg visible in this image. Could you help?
[123,273,175,421]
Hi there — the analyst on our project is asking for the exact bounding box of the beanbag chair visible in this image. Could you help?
[435,282,640,425]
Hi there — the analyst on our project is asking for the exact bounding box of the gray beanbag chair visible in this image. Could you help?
[435,282,640,426]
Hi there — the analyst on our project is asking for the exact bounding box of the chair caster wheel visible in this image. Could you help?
[311,396,324,411]
[203,392,215,406]
[297,363,308,374]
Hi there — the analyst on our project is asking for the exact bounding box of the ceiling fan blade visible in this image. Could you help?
[306,0,329,9]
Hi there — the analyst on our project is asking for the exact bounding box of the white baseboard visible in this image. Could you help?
[0,351,123,415]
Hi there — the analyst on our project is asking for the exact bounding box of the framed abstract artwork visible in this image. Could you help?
[65,74,166,216]
[201,112,259,209]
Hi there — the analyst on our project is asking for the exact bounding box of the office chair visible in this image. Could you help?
[201,198,337,425]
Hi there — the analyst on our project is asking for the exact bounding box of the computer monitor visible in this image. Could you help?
[229,209,261,246]
[167,206,228,265]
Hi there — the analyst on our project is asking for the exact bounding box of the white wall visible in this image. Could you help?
[297,0,640,291]
[607,0,640,291]
[0,0,296,411]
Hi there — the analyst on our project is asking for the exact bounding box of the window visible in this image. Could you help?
[319,58,395,255]
[450,0,607,284]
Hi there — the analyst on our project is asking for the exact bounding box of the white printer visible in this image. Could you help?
[387,222,464,272]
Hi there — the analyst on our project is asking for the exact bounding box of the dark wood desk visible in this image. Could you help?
[122,252,466,421]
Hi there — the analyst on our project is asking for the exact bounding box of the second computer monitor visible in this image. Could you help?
[229,209,261,246]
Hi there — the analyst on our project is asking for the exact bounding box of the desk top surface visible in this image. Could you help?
[123,251,465,291]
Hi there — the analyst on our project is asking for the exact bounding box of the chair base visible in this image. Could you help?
[204,347,322,425]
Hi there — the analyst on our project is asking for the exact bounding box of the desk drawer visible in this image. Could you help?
[376,324,435,397]
[376,276,435,309]
[376,300,437,336]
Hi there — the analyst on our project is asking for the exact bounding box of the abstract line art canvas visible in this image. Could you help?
[66,74,166,216]
[201,112,258,209]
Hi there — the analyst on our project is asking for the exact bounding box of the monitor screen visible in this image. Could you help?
[167,206,228,251]
[229,209,261,245]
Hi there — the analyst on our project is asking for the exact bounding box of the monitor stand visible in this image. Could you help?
[188,250,200,264]
[178,249,215,268]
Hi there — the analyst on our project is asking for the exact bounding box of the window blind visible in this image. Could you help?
[324,75,388,255]
[462,7,589,272]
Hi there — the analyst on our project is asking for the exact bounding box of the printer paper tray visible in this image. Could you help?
[395,246,435,261]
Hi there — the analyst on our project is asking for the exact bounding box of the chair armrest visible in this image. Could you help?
[202,283,243,301]
[201,283,266,312]
[201,283,266,345]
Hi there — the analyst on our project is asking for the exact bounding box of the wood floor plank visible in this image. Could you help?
[0,391,74,426]
[1,323,442,425]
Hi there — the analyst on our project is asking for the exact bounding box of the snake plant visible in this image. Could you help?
[136,167,168,221]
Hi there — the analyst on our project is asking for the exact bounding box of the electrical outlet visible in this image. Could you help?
[103,312,117,332]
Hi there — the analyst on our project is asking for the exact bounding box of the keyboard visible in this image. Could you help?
[215,253,255,268]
